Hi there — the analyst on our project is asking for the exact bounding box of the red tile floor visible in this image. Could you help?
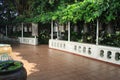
[11,44,120,80]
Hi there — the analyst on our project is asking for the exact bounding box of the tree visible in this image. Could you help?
[31,0,83,23]
[0,0,17,25]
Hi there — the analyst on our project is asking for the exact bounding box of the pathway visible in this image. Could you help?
[11,44,120,80]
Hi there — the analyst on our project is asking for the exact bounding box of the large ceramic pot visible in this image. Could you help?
[0,60,27,80]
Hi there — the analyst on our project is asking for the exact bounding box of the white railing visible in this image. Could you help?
[18,37,38,45]
[49,39,120,65]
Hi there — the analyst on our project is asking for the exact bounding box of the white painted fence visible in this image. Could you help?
[49,39,120,65]
[18,37,38,45]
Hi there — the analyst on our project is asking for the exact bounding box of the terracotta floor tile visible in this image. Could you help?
[11,44,120,80]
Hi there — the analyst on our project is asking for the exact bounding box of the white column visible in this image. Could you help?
[21,23,24,42]
[51,21,53,39]
[35,36,36,38]
[34,36,37,45]
[68,22,70,41]
[6,25,7,36]
[96,19,99,45]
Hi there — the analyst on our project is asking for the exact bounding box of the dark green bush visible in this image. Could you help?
[38,30,50,44]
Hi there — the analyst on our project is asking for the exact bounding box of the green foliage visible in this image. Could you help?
[32,12,53,23]
[12,15,25,23]
[31,0,83,23]
[71,31,82,41]
[99,32,120,47]
[52,0,102,23]
[1,0,120,24]
[51,0,120,24]
[30,0,54,23]
[100,0,120,23]
[38,30,50,44]
[0,61,22,72]
[0,0,17,25]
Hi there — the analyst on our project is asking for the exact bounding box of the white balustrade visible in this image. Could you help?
[49,39,120,65]
[18,37,38,45]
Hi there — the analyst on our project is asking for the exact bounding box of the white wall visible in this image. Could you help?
[18,37,38,45]
[49,39,120,65]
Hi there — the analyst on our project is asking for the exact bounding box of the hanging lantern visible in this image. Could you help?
[29,26,32,32]
[32,23,38,36]
[74,25,78,32]
[24,26,27,32]
[54,23,58,32]
[59,25,64,32]
[13,26,16,32]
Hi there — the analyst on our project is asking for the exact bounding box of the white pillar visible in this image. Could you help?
[6,25,7,36]
[51,21,53,39]
[21,23,24,42]
[96,19,99,45]
[34,36,38,45]
[68,22,70,41]
[35,36,36,38]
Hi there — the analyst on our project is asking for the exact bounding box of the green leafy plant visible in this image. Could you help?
[38,30,50,44]
[0,61,23,74]
[99,32,120,47]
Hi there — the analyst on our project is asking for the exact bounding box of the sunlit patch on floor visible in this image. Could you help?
[11,52,39,75]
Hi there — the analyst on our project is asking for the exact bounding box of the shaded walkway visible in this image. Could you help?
[11,44,120,80]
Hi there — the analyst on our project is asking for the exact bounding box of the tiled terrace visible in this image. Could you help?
[11,44,120,80]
